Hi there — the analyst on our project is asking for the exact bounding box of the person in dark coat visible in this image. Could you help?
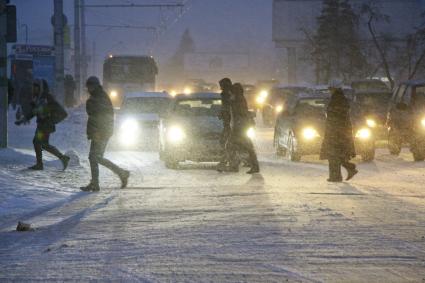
[216,77,233,172]
[320,80,357,182]
[228,83,259,174]
[64,74,76,108]
[15,79,70,170]
[80,76,130,192]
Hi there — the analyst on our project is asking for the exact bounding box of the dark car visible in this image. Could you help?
[159,92,254,169]
[274,93,376,161]
[351,90,392,140]
[386,81,425,161]
[113,92,171,149]
[261,85,313,127]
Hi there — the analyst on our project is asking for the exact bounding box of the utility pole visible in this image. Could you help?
[74,0,81,102]
[0,0,7,148]
[80,0,87,94]
[54,0,65,104]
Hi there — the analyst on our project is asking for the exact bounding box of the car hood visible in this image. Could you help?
[166,115,223,136]
[117,113,160,122]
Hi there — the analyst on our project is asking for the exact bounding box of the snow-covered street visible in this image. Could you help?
[1,110,424,282]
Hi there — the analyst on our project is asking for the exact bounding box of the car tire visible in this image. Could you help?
[388,130,402,155]
[288,134,301,162]
[274,131,287,157]
[361,148,375,162]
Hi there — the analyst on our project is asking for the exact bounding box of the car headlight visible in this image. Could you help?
[256,96,266,105]
[421,118,425,128]
[246,127,255,140]
[110,90,118,98]
[259,90,269,98]
[183,87,192,95]
[167,126,185,143]
[119,119,139,146]
[356,128,371,139]
[275,105,284,113]
[302,127,319,140]
[366,119,377,128]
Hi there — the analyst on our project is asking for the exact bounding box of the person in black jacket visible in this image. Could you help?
[320,80,357,182]
[216,78,233,172]
[80,76,130,192]
[228,83,259,174]
[15,79,70,170]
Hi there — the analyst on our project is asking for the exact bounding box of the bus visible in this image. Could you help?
[103,55,158,107]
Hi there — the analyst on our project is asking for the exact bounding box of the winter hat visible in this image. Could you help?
[328,78,344,89]
[86,76,101,87]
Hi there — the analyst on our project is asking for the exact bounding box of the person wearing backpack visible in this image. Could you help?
[15,79,70,170]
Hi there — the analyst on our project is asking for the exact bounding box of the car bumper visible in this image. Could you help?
[297,137,375,155]
[166,139,223,162]
[113,127,159,150]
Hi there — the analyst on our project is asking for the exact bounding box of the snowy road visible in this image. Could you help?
[0,112,425,282]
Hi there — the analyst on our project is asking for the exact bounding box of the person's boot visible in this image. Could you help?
[246,164,260,174]
[80,182,100,192]
[327,177,343,183]
[346,168,358,181]
[119,170,130,189]
[28,163,43,170]
[61,155,70,171]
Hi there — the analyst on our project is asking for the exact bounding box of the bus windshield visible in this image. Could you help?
[104,56,158,84]
[122,97,169,114]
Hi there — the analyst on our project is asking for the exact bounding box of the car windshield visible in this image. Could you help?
[271,87,312,102]
[174,99,222,116]
[354,92,391,113]
[294,98,327,116]
[122,97,169,114]
[352,81,389,92]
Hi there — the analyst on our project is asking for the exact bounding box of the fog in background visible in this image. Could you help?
[10,0,276,85]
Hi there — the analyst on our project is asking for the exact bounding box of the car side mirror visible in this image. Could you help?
[396,102,408,111]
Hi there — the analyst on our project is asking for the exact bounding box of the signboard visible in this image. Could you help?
[13,44,55,56]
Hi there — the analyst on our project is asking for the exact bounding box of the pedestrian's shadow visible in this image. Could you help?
[245,173,265,187]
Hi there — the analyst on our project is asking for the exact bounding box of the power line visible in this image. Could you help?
[81,4,184,8]
[86,24,157,31]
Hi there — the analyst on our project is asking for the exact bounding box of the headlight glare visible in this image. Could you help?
[356,128,371,139]
[421,118,425,128]
[167,126,185,143]
[256,96,266,105]
[110,90,118,98]
[259,90,268,98]
[247,127,256,139]
[119,119,139,146]
[303,127,319,140]
[366,119,377,128]
[275,105,284,113]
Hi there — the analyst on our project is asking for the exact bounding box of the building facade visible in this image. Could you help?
[272,0,425,83]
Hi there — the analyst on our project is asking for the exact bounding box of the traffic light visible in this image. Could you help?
[6,5,16,43]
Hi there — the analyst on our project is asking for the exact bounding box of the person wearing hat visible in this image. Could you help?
[320,79,357,182]
[81,76,130,192]
[15,79,70,170]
